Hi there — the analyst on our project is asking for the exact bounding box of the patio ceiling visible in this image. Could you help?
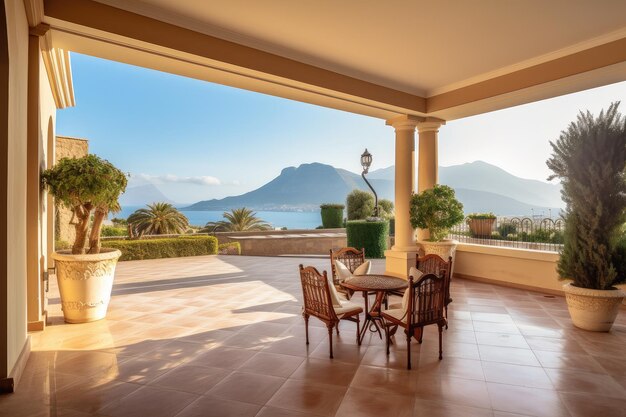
[41,0,626,120]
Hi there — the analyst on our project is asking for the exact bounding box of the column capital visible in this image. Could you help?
[417,117,446,133]
[385,114,424,131]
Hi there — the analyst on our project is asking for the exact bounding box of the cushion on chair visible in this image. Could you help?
[334,260,353,281]
[326,274,343,307]
[402,267,423,310]
[353,260,371,276]
[334,300,363,317]
[382,308,407,323]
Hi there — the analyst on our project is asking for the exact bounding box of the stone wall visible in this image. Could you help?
[215,229,348,256]
[54,136,88,245]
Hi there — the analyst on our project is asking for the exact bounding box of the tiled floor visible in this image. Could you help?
[2,255,626,417]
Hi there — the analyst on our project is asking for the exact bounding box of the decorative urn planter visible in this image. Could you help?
[468,218,496,238]
[563,283,625,332]
[52,248,122,323]
[418,239,458,260]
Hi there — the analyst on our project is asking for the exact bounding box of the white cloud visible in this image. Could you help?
[133,173,221,186]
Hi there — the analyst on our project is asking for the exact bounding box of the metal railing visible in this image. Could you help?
[448,216,564,252]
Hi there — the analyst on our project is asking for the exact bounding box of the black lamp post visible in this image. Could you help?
[361,148,379,218]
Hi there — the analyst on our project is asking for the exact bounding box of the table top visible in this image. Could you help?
[340,274,408,292]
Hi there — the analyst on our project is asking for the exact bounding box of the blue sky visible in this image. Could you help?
[57,53,626,203]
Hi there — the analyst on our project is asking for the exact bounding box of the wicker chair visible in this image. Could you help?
[299,265,363,358]
[381,272,447,369]
[329,247,366,298]
[416,254,453,327]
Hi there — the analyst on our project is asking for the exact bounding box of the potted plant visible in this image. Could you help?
[42,154,128,323]
[467,212,497,238]
[409,184,464,260]
[546,102,626,331]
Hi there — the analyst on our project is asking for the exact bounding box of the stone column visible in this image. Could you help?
[384,115,421,278]
[416,118,445,241]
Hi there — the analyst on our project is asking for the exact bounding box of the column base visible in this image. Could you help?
[384,247,419,279]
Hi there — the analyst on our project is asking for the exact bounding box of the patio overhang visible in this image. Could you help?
[42,0,626,121]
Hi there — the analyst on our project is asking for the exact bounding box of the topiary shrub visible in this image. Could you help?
[218,242,241,255]
[378,199,394,219]
[347,189,374,220]
[346,220,389,258]
[320,204,345,228]
[105,236,218,261]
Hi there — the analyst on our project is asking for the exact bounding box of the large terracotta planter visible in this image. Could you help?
[418,239,458,260]
[468,218,496,238]
[563,282,625,332]
[51,248,121,323]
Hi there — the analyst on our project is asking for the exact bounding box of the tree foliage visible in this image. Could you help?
[42,155,127,254]
[128,202,190,237]
[546,102,626,289]
[347,189,374,220]
[346,190,394,220]
[203,207,272,232]
[409,184,464,242]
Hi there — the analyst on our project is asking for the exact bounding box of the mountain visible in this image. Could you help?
[119,184,176,206]
[183,163,393,211]
[370,161,563,209]
[183,161,563,215]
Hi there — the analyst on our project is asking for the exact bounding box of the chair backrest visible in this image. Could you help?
[299,265,337,322]
[329,247,365,284]
[407,273,446,327]
[416,254,453,306]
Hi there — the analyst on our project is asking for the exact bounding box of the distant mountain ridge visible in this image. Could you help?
[183,161,563,216]
[119,184,176,206]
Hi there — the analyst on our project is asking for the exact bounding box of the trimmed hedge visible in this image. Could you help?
[104,236,218,261]
[320,204,344,228]
[346,220,389,258]
[218,242,241,255]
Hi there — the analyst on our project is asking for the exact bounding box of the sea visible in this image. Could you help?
[116,206,323,230]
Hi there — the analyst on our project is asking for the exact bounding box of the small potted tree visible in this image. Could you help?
[467,212,497,238]
[409,184,464,259]
[42,154,128,323]
[547,102,626,331]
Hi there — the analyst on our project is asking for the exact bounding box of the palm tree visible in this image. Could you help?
[127,202,190,236]
[203,207,272,232]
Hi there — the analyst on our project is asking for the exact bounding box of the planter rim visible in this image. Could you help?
[52,248,122,262]
[562,282,626,298]
[417,239,459,246]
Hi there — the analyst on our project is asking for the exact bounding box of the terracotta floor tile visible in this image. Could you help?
[238,352,304,377]
[413,398,494,417]
[478,345,540,367]
[291,357,359,386]
[475,332,530,349]
[186,346,257,369]
[148,365,231,394]
[545,368,626,399]
[487,383,569,417]
[173,395,261,417]
[414,375,492,409]
[559,391,626,417]
[266,380,347,416]
[207,371,286,405]
[98,385,198,417]
[351,364,418,396]
[255,406,322,417]
[335,386,415,417]
[482,361,553,389]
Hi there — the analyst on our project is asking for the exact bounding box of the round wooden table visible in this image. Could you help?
[341,274,408,344]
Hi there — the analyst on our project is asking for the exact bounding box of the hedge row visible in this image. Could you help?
[346,220,389,258]
[105,236,218,261]
[320,204,344,228]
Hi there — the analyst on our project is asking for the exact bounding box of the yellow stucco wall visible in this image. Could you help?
[454,244,563,293]
[5,0,29,379]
